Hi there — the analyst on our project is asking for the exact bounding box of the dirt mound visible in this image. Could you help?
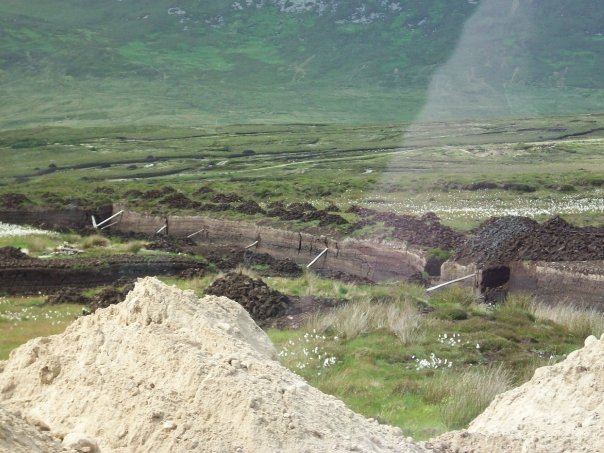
[198,202,230,212]
[456,216,604,265]
[428,334,604,452]
[161,193,199,209]
[0,246,29,260]
[270,257,303,277]
[143,186,177,199]
[511,216,604,262]
[193,185,214,196]
[288,202,317,212]
[347,206,463,250]
[0,277,422,452]
[206,272,290,323]
[236,200,266,215]
[146,236,198,254]
[188,246,302,277]
[45,288,90,305]
[454,216,539,264]
[0,193,31,209]
[266,202,347,226]
[88,282,135,313]
[0,406,65,453]
[244,251,303,277]
[211,192,242,203]
[305,210,348,226]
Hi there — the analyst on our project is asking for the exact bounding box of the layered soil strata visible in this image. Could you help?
[0,254,206,295]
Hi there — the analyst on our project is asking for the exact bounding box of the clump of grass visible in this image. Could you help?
[529,300,604,339]
[429,285,477,308]
[80,234,110,249]
[307,299,422,343]
[123,240,145,254]
[438,364,513,429]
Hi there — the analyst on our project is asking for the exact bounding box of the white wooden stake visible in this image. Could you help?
[426,274,476,293]
[100,220,120,230]
[94,210,124,229]
[307,248,328,268]
[187,229,205,238]
[245,241,259,249]
[156,225,167,235]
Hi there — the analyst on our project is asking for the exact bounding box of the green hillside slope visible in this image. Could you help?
[0,0,602,128]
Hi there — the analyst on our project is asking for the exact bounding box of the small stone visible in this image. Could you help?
[163,420,177,430]
[230,359,241,368]
[151,410,164,419]
[62,432,100,453]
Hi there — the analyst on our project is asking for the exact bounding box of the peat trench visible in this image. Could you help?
[1,206,604,308]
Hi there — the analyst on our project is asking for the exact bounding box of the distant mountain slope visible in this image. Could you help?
[0,0,602,128]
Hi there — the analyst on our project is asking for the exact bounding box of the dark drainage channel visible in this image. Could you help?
[480,266,511,303]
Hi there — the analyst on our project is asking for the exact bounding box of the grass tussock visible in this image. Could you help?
[307,299,423,343]
[80,234,110,249]
[437,364,513,429]
[529,300,604,339]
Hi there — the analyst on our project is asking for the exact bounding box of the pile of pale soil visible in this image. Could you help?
[0,277,423,453]
[427,334,604,453]
[0,406,64,453]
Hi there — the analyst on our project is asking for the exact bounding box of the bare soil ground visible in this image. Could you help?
[206,272,291,323]
[0,250,206,295]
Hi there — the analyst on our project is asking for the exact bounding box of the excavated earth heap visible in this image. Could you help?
[205,272,291,323]
[0,277,424,453]
[428,334,604,453]
[455,215,604,265]
[0,406,64,453]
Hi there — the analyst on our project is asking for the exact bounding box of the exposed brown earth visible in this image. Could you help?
[456,215,604,265]
[88,282,135,313]
[347,206,463,250]
[0,254,206,295]
[0,246,29,260]
[0,193,31,209]
[205,272,290,324]
[45,288,90,306]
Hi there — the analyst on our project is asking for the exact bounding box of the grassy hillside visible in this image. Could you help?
[1,0,603,129]
[2,115,604,229]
